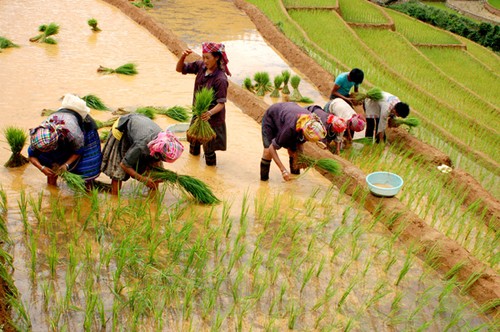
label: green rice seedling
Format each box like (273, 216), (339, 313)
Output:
(242, 77), (254, 92)
(253, 71), (273, 96)
(132, 0), (153, 8)
(297, 153), (342, 176)
(270, 74), (283, 98)
(0, 36), (19, 50)
(460, 270), (484, 295)
(87, 18), (101, 32)
(59, 170), (86, 193)
(445, 261), (465, 280)
(155, 105), (190, 122)
(17, 191), (29, 233)
(287, 300), (303, 329)
(186, 87), (216, 144)
(393, 116), (420, 132)
(150, 167), (219, 204)
(355, 87), (383, 102)
(81, 94), (108, 110)
(95, 118), (117, 129)
(395, 247), (414, 286)
(300, 264), (315, 293)
(7, 294), (31, 331)
(281, 70), (291, 95)
(338, 277), (358, 308)
(97, 63), (138, 75)
(29, 22), (59, 44)
(135, 106), (156, 119)
(298, 96), (314, 104)
(3, 126), (29, 167)
(290, 74), (303, 101)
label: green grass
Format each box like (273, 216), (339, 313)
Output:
(488, 0), (500, 9)
(338, 0), (390, 24)
(283, 0), (337, 7)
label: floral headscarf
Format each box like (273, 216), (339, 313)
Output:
(296, 114), (326, 142)
(147, 130), (184, 163)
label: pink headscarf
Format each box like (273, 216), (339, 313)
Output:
(202, 42), (231, 76)
(349, 114), (366, 132)
(327, 114), (347, 133)
(148, 130), (184, 163)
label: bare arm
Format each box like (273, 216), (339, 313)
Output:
(330, 84), (354, 105)
(29, 156), (56, 177)
(120, 162), (159, 189)
(201, 102), (225, 121)
(176, 49), (192, 73)
(268, 145), (290, 181)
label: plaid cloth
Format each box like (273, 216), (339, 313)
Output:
(202, 42), (231, 76)
(147, 130), (184, 163)
(29, 122), (59, 152)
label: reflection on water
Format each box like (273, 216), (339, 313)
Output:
(0, 0), (492, 330)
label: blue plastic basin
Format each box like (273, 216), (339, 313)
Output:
(366, 172), (404, 197)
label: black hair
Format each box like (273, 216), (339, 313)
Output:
(211, 51), (224, 71)
(394, 102), (410, 118)
(350, 68), (364, 84)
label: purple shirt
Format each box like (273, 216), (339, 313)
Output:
(182, 60), (228, 127)
(262, 102), (310, 151)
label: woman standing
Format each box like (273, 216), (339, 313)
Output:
(100, 113), (184, 195)
(176, 42), (230, 166)
(28, 93), (102, 189)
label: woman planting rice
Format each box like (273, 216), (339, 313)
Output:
(176, 42), (230, 166)
(363, 90), (410, 143)
(306, 104), (348, 155)
(321, 99), (366, 150)
(100, 113), (184, 195)
(28, 94), (102, 189)
(260, 102), (326, 181)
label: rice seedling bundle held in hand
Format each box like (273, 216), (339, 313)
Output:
(59, 171), (86, 193)
(29, 23), (59, 44)
(97, 63), (138, 76)
(150, 167), (219, 204)
(3, 126), (29, 168)
(355, 87), (383, 102)
(393, 116), (420, 128)
(270, 75), (284, 98)
(297, 153), (342, 176)
(186, 87), (216, 144)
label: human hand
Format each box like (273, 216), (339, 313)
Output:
(57, 163), (70, 174)
(281, 169), (291, 181)
(40, 165), (55, 176)
(201, 110), (212, 121)
(144, 177), (159, 190)
(182, 49), (193, 58)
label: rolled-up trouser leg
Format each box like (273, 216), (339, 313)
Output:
(205, 152), (216, 166)
(260, 158), (271, 181)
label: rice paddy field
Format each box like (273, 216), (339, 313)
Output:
(0, 0), (499, 331)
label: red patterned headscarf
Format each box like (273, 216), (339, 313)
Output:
(202, 42), (231, 76)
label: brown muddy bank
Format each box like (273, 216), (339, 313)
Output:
(36, 0), (500, 318)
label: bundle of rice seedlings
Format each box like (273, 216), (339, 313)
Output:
(81, 94), (108, 110)
(95, 118), (117, 129)
(155, 105), (190, 122)
(97, 63), (138, 76)
(135, 107), (156, 119)
(150, 167), (219, 204)
(132, 0), (153, 8)
(29, 23), (59, 44)
(41, 109), (56, 116)
(393, 116), (420, 133)
(59, 171), (86, 193)
(298, 96), (314, 104)
(281, 70), (291, 95)
(3, 126), (29, 168)
(186, 87), (216, 144)
(87, 18), (101, 32)
(99, 130), (110, 142)
(254, 72), (273, 96)
(297, 153), (342, 176)
(290, 75), (303, 101)
(242, 77), (254, 93)
(270, 75), (284, 98)
(355, 87), (383, 102)
(0, 36), (19, 51)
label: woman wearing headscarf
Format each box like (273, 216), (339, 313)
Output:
(324, 98), (366, 144)
(100, 113), (184, 195)
(28, 93), (102, 188)
(176, 41), (230, 166)
(306, 104), (347, 155)
(260, 102), (326, 181)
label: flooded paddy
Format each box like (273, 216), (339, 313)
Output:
(0, 0), (495, 330)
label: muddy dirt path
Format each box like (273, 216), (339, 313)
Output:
(100, 0), (499, 315)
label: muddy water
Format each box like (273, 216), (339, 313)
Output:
(0, 0), (490, 330)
